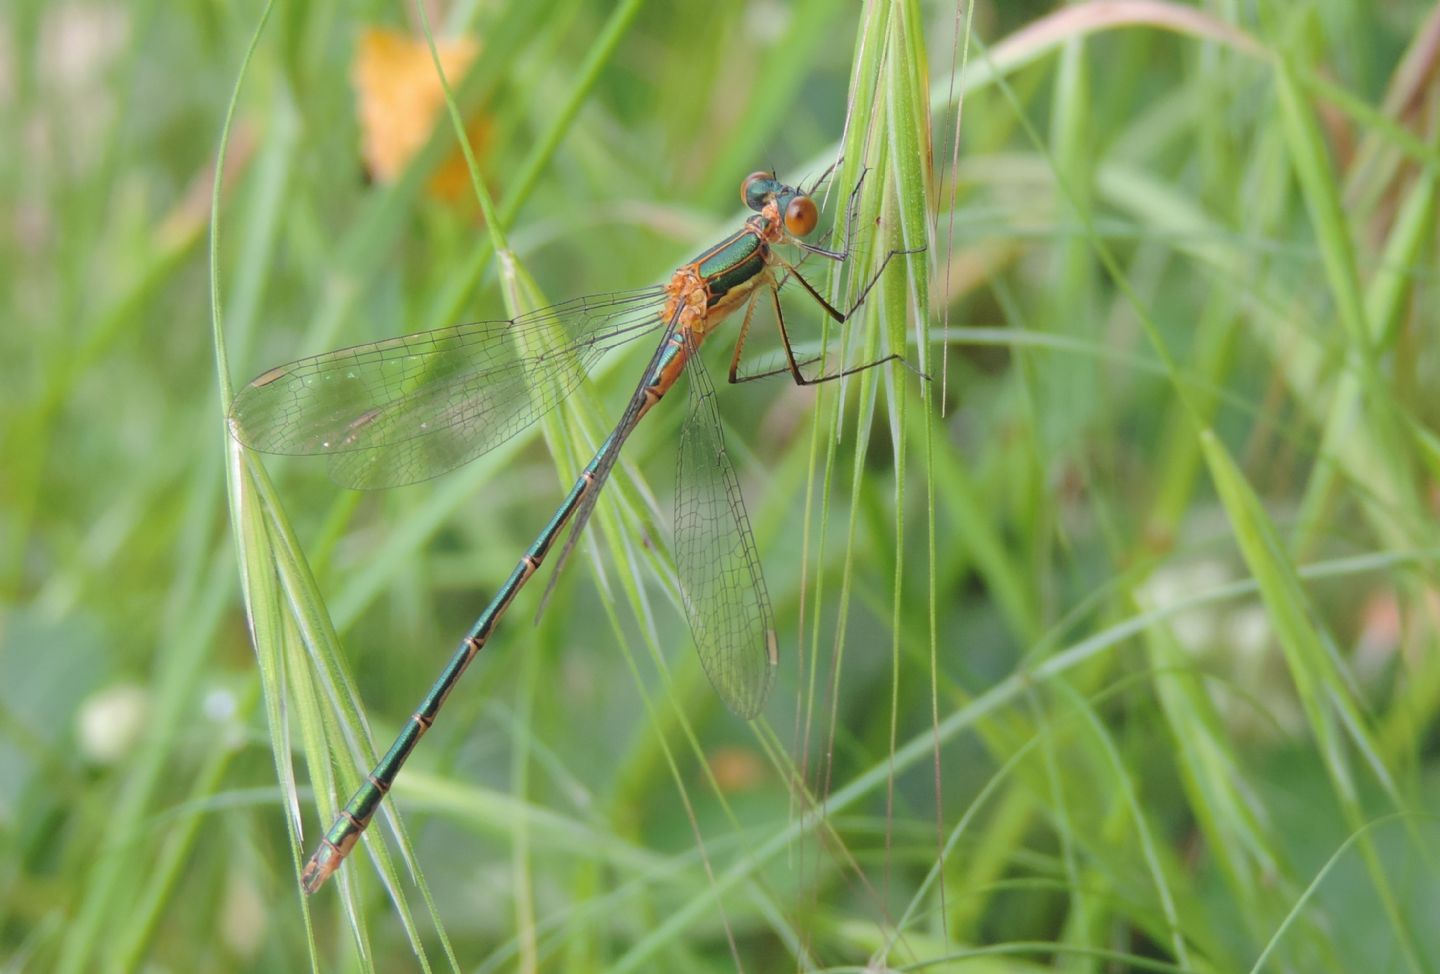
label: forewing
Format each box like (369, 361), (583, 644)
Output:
(228, 287), (666, 489)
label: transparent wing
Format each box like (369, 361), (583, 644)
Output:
(228, 286), (668, 489)
(534, 304), (683, 617)
(673, 345), (777, 719)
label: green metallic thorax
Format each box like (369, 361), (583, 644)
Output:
(693, 216), (773, 308)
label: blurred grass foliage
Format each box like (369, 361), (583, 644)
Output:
(4, 0), (1440, 971)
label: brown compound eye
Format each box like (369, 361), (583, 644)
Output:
(784, 195), (818, 237)
(741, 170), (775, 210)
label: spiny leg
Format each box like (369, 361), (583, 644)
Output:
(795, 168), (870, 263)
(758, 249), (928, 386)
(729, 355), (824, 385)
(801, 155), (845, 197)
(734, 168), (926, 386)
(727, 286), (764, 385)
(725, 280), (906, 387)
(726, 266), (834, 385)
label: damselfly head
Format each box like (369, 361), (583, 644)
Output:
(740, 171), (819, 239)
(741, 170), (781, 211)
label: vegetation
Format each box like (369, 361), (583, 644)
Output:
(3, 0), (1439, 970)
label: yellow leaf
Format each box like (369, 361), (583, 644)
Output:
(351, 25), (490, 201)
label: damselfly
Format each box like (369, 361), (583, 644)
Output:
(230, 170), (913, 893)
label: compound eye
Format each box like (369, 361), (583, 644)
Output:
(742, 170), (775, 211)
(784, 196), (818, 237)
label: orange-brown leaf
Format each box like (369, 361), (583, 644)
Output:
(351, 26), (489, 201)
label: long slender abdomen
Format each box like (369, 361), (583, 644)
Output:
(299, 435), (612, 893)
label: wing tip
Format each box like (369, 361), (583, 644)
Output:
(724, 631), (778, 721)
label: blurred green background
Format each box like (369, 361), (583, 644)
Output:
(5, 0), (1440, 971)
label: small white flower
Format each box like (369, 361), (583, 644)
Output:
(1137, 559), (1231, 654)
(203, 686), (237, 722)
(76, 683), (149, 765)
